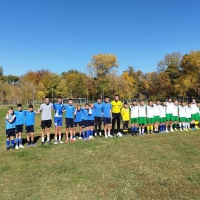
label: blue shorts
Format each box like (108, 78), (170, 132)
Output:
(81, 120), (89, 128)
(26, 125), (34, 133)
(88, 120), (94, 126)
(54, 117), (63, 127)
(66, 118), (74, 128)
(6, 128), (16, 138)
(15, 125), (23, 133)
(103, 117), (111, 125)
(73, 122), (82, 127)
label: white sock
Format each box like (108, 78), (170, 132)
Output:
(59, 136), (61, 140)
(55, 137), (57, 141)
(142, 128), (144, 133)
(42, 137), (44, 142)
(105, 132), (107, 136)
(179, 123), (182, 128)
(188, 122), (190, 128)
(139, 128), (141, 134)
(108, 132), (110, 135)
(47, 137), (50, 142)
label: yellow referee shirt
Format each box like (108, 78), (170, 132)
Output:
(121, 108), (130, 121)
(111, 100), (122, 113)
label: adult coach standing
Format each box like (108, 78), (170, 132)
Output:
(38, 96), (53, 145)
(111, 95), (122, 135)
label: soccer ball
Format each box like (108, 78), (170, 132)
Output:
(117, 132), (123, 137)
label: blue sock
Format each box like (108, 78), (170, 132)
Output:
(135, 127), (138, 132)
(131, 126), (134, 132)
(86, 130), (90, 138)
(15, 138), (19, 145)
(82, 131), (85, 139)
(163, 125), (166, 130)
(6, 140), (10, 148)
(19, 138), (22, 145)
(11, 140), (15, 147)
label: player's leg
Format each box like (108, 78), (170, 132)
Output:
(103, 118), (108, 138)
(69, 119), (75, 141)
(41, 120), (46, 145)
(94, 117), (98, 137)
(15, 127), (19, 149)
(65, 118), (70, 142)
(18, 125), (23, 148)
(98, 117), (102, 137)
(112, 113), (117, 133)
(79, 124), (83, 139)
(31, 131), (36, 146)
(6, 130), (11, 150)
(116, 113), (121, 133)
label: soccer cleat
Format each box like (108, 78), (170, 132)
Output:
(166, 129), (169, 133)
(170, 129), (174, 132)
(12, 146), (15, 149)
(59, 140), (63, 143)
(65, 139), (69, 143)
(15, 145), (19, 150)
(54, 141), (58, 145)
(99, 132), (102, 137)
(70, 139), (76, 142)
(6, 147), (10, 150)
(108, 134), (113, 138)
(78, 137), (82, 140)
(180, 128), (182, 131)
(105, 134), (108, 138)
(195, 126), (199, 130)
(41, 142), (45, 146)
(19, 144), (24, 149)
(31, 143), (36, 146)
(185, 128), (188, 131)
(175, 128), (178, 131)
(47, 141), (52, 145)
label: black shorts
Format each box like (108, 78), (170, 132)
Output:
(6, 128), (16, 138)
(73, 122), (82, 127)
(66, 118), (74, 128)
(81, 120), (89, 128)
(15, 125), (23, 133)
(26, 125), (34, 133)
(103, 117), (111, 125)
(88, 120), (94, 126)
(94, 116), (102, 123)
(41, 120), (52, 129)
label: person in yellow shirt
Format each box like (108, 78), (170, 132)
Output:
(111, 95), (122, 135)
(121, 102), (130, 135)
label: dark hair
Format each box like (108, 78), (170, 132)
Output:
(97, 97), (101, 100)
(28, 104), (33, 108)
(57, 96), (62, 99)
(8, 107), (13, 110)
(132, 99), (136, 102)
(181, 100), (184, 103)
(115, 94), (119, 97)
(45, 96), (50, 99)
(68, 98), (72, 101)
(148, 100), (152, 103)
(85, 103), (89, 106)
(156, 99), (160, 102)
(17, 104), (22, 107)
(140, 100), (144, 102)
(105, 96), (109, 99)
(124, 102), (128, 105)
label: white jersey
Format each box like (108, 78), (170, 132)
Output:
(190, 103), (197, 114)
(160, 106), (166, 118)
(178, 106), (186, 117)
(130, 105), (139, 118)
(166, 102), (174, 114)
(138, 105), (146, 117)
(173, 105), (178, 116)
(146, 106), (154, 118)
(185, 106), (191, 118)
(196, 106), (200, 114)
(153, 104), (161, 116)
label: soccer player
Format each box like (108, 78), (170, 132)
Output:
(166, 98), (174, 132)
(25, 105), (37, 146)
(14, 104), (26, 149)
(197, 101), (200, 129)
(88, 103), (95, 139)
(53, 96), (65, 144)
(190, 98), (197, 130)
(94, 97), (103, 137)
(38, 96), (53, 145)
(102, 96), (112, 138)
(153, 99), (161, 133)
(5, 107), (16, 150)
(111, 95), (122, 135)
(64, 99), (75, 142)
(159, 101), (167, 133)
(178, 101), (186, 131)
(130, 100), (139, 135)
(138, 100), (147, 135)
(73, 104), (83, 139)
(173, 100), (179, 131)
(146, 100), (154, 134)
(185, 102), (192, 130)
(121, 102), (130, 135)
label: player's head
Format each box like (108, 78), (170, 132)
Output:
(76, 104), (81, 110)
(105, 96), (109, 103)
(168, 97), (172, 103)
(181, 100), (185, 106)
(8, 107), (14, 115)
(132, 100), (136, 106)
(192, 98), (196, 103)
(148, 100), (153, 106)
(17, 103), (22, 111)
(156, 99), (160, 105)
(197, 101), (200, 107)
(68, 98), (73, 105)
(97, 97), (102, 104)
(162, 101), (166, 106)
(85, 103), (89, 109)
(174, 99), (178, 105)
(114, 95), (119, 101)
(28, 104), (33, 111)
(45, 96), (50, 105)
(90, 103), (94, 109)
(188, 102), (191, 107)
(124, 102), (128, 108)
(57, 96), (62, 104)
(140, 100), (144, 106)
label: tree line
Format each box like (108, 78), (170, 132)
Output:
(0, 50), (200, 104)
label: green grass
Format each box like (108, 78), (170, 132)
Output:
(0, 106), (200, 199)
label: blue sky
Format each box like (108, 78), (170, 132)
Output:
(0, 0), (199, 76)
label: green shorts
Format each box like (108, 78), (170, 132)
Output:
(191, 114), (196, 121)
(173, 116), (178, 122)
(159, 117), (166, 123)
(139, 117), (147, 125)
(147, 118), (154, 124)
(196, 113), (199, 121)
(166, 114), (174, 121)
(131, 118), (138, 124)
(185, 118), (191, 122)
(154, 116), (160, 123)
(179, 117), (186, 122)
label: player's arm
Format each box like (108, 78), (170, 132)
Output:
(6, 114), (16, 123)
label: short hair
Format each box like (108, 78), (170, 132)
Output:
(156, 99), (160, 102)
(57, 96), (62, 99)
(132, 99), (136, 102)
(105, 96), (109, 99)
(45, 96), (50, 99)
(28, 104), (33, 108)
(17, 104), (22, 107)
(115, 94), (119, 97)
(68, 98), (72, 101)
(188, 102), (191, 104)
(85, 103), (89, 106)
(8, 107), (13, 110)
(97, 97), (101, 100)
(124, 102), (128, 105)
(140, 100), (144, 102)
(148, 100), (152, 103)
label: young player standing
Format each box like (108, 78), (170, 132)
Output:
(53, 96), (65, 144)
(38, 96), (53, 145)
(73, 104), (83, 139)
(94, 97), (103, 137)
(130, 100), (139, 135)
(185, 102), (192, 130)
(173, 100), (179, 131)
(178, 101), (186, 131)
(102, 96), (113, 138)
(121, 102), (130, 135)
(146, 100), (154, 134)
(5, 107), (16, 150)
(190, 98), (197, 130)
(153, 99), (161, 133)
(138, 100), (147, 135)
(166, 98), (174, 132)
(159, 101), (167, 133)
(88, 103), (95, 139)
(14, 104), (26, 149)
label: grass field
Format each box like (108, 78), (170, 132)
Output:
(0, 106), (200, 199)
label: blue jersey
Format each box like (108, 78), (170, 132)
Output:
(74, 110), (82, 122)
(14, 110), (26, 125)
(6, 115), (16, 129)
(65, 104), (75, 118)
(53, 103), (64, 118)
(94, 102), (103, 117)
(102, 102), (112, 118)
(25, 111), (36, 126)
(81, 108), (89, 120)
(88, 108), (95, 120)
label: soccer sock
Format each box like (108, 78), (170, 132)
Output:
(188, 122), (190, 128)
(19, 138), (22, 145)
(131, 126), (134, 132)
(142, 128), (144, 133)
(108, 132), (110, 135)
(183, 122), (185, 129)
(15, 138), (19, 145)
(55, 137), (57, 141)
(11, 140), (15, 147)
(179, 123), (182, 129)
(42, 137), (44, 142)
(82, 131), (85, 139)
(59, 135), (61, 140)
(6, 140), (10, 148)
(151, 125), (153, 131)
(47, 137), (50, 142)
(139, 128), (141, 134)
(147, 126), (149, 132)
